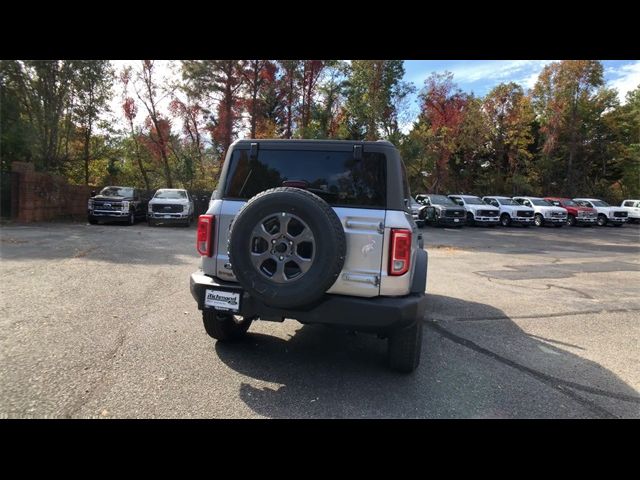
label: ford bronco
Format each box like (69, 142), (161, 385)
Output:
(189, 140), (428, 372)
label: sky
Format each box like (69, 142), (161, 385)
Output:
(107, 60), (640, 134)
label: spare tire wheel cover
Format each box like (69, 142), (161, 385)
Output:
(229, 187), (346, 309)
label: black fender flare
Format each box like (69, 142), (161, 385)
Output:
(411, 248), (428, 294)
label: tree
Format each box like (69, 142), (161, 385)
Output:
(343, 60), (414, 140)
(7, 61), (77, 172)
(72, 60), (114, 185)
(418, 72), (467, 193)
(120, 68), (151, 191)
(532, 60), (618, 196)
(277, 60), (302, 139)
(182, 60), (244, 159)
(241, 60), (276, 138)
(604, 85), (640, 199)
(307, 62), (348, 139)
(131, 61), (175, 187)
(0, 60), (37, 170)
(451, 95), (491, 194)
(298, 60), (327, 135)
(482, 82), (534, 194)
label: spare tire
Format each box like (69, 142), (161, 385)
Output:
(228, 187), (346, 309)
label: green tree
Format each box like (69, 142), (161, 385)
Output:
(72, 60), (114, 184)
(483, 82), (535, 194)
(343, 60), (414, 140)
(0, 60), (37, 170)
(532, 60), (618, 196)
(606, 85), (640, 199)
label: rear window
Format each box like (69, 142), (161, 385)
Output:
(223, 149), (387, 208)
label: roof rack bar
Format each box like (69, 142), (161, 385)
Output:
(250, 142), (258, 159)
(353, 144), (362, 160)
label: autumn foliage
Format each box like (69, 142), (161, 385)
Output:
(2, 59), (638, 201)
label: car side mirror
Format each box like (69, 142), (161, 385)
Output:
(91, 190), (96, 196)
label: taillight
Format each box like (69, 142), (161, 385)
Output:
(196, 214), (214, 256)
(388, 229), (411, 276)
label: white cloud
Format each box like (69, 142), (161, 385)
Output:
(409, 60), (554, 87)
(607, 61), (640, 103)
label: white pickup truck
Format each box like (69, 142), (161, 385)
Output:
(482, 196), (535, 227)
(512, 196), (567, 227)
(573, 198), (628, 227)
(447, 194), (500, 226)
(620, 199), (640, 224)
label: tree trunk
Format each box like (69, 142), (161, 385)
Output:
(83, 127), (91, 185)
(286, 67), (294, 138)
(129, 122), (150, 191)
(251, 64), (258, 138)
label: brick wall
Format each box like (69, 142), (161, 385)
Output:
(11, 162), (96, 223)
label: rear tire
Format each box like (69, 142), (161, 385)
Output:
(202, 311), (252, 341)
(388, 321), (423, 373)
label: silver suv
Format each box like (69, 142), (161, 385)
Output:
(190, 140), (428, 372)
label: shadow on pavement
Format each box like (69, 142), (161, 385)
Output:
(214, 294), (640, 418)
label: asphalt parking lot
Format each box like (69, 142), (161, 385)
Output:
(1, 220), (639, 418)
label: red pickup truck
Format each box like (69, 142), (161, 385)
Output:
(543, 197), (597, 226)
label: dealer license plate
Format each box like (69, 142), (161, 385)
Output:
(205, 289), (241, 313)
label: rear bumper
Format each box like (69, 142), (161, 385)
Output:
(190, 271), (428, 333)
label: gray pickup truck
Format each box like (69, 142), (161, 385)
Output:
(189, 139), (428, 372)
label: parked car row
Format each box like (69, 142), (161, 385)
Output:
(412, 194), (636, 228)
(87, 186), (196, 227)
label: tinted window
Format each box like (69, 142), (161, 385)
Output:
(623, 201), (634, 207)
(224, 149), (387, 208)
(498, 198), (518, 206)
